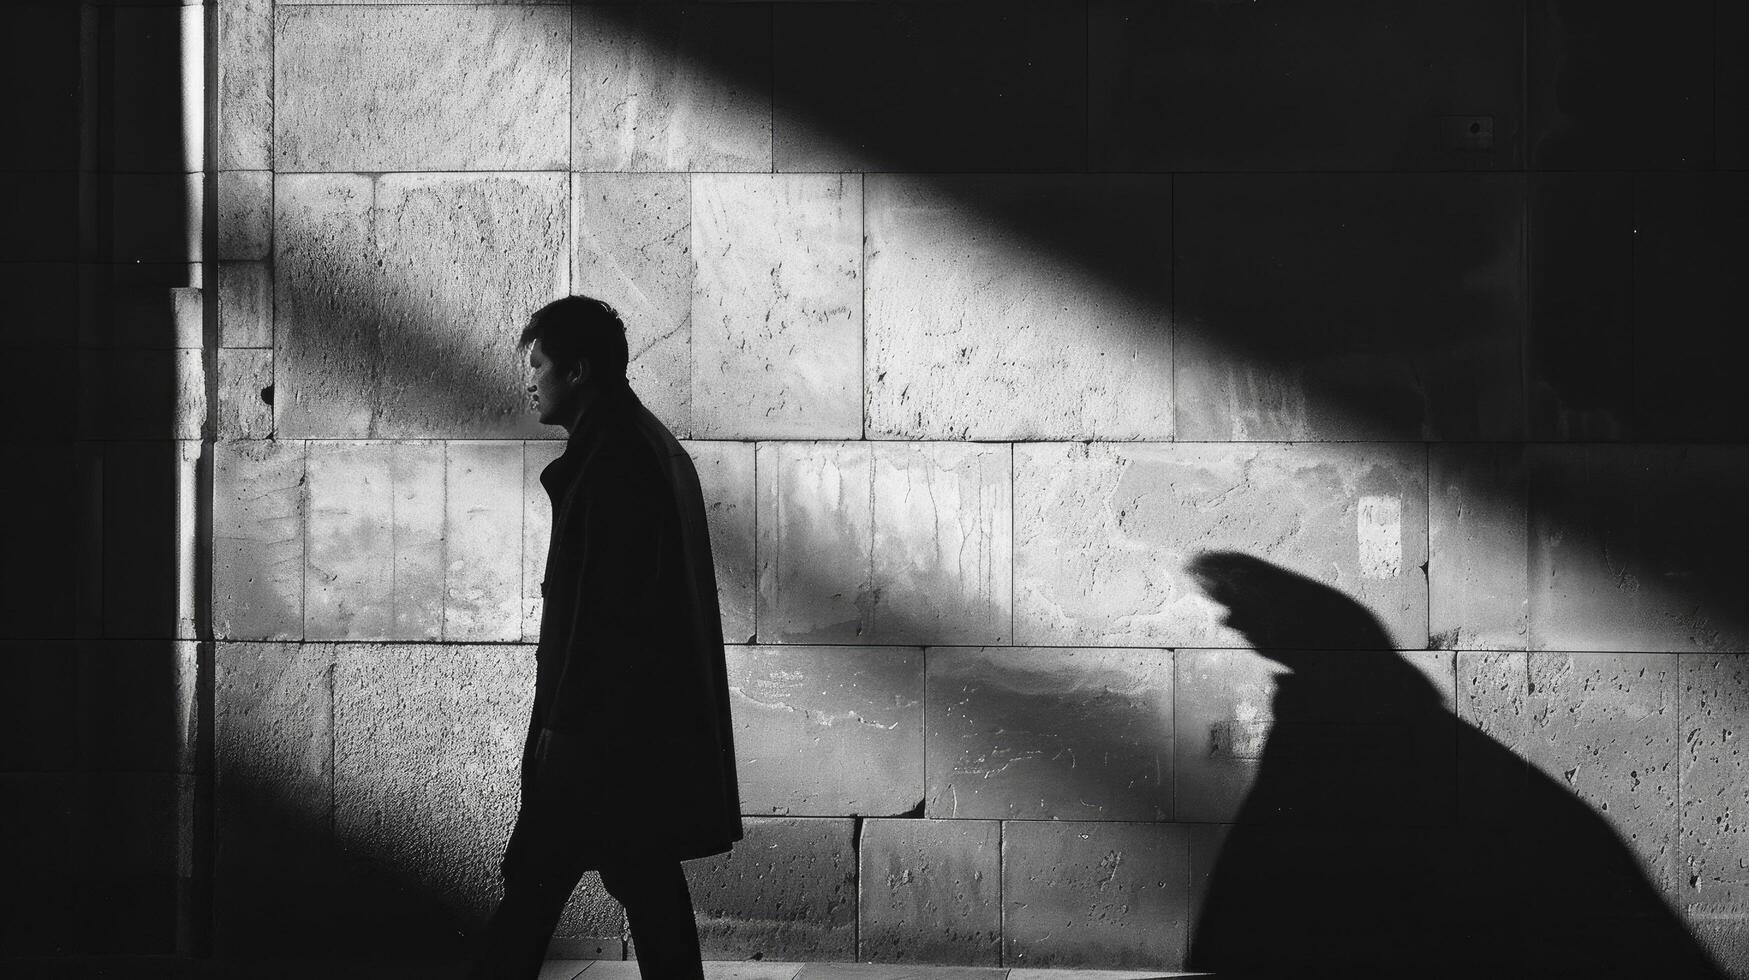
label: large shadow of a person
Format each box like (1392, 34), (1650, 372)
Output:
(1184, 552), (1723, 980)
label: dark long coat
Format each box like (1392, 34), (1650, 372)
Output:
(508, 383), (742, 875)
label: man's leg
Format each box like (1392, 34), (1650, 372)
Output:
(470, 799), (586, 980)
(599, 859), (704, 980)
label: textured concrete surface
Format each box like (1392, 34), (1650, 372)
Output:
(217, 261), (272, 349)
(331, 644), (530, 929)
(217, 0), (272, 172)
(1089, 0), (1523, 171)
(573, 5), (771, 173)
(305, 441), (444, 641)
(1458, 651), (1681, 901)
(1528, 0), (1714, 170)
(213, 441), (305, 641)
(1429, 445), (1528, 650)
(102, 442), (202, 639)
(75, 640), (198, 775)
(0, 445), (77, 639)
(926, 647), (1173, 822)
(686, 816), (857, 962)
(444, 442), (523, 642)
(217, 349), (274, 440)
(217, 171), (272, 261)
(105, 6), (203, 174)
(110, 174), (204, 265)
(726, 646), (924, 817)
(275, 5), (568, 172)
(1014, 442), (1428, 650)
(692, 174), (861, 440)
(858, 818), (1000, 965)
(214, 642), (332, 947)
(275, 172), (566, 439)
(863, 175), (1172, 441)
(573, 174), (692, 434)
(1682, 655), (1749, 928)
(79, 349), (206, 441)
(1526, 174), (1634, 439)
(1176, 649), (1455, 824)
(757, 442), (1011, 645)
(520, 441), (565, 643)
(772, 3), (1085, 172)
(1002, 820), (1191, 968)
(689, 441), (756, 646)
(1528, 445), (1749, 653)
(1174, 174), (1524, 441)
(1632, 175), (1749, 441)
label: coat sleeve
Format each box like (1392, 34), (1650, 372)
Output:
(542, 451), (668, 737)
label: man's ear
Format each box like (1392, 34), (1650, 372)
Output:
(566, 358), (591, 386)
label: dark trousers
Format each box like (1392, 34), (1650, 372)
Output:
(471, 856), (704, 980)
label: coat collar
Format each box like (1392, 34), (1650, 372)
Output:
(540, 382), (639, 499)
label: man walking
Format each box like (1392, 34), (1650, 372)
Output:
(473, 296), (743, 979)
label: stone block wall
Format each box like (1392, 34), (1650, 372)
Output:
(3, 2), (205, 961)
(195, 0), (1749, 973)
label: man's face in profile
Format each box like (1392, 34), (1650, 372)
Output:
(527, 339), (581, 427)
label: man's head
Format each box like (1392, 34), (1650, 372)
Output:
(519, 295), (629, 428)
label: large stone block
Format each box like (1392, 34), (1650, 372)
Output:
(1528, 445), (1749, 653)
(0, 444), (77, 639)
(78, 349), (206, 441)
(1632, 175), (1749, 440)
(110, 174), (203, 265)
(727, 646), (924, 816)
(332, 644), (532, 931)
(218, 171), (272, 261)
(1429, 445), (1528, 650)
(214, 641), (332, 949)
(863, 175), (1172, 440)
(0, 8), (80, 172)
(105, 6), (203, 174)
(1457, 651), (1681, 904)
(574, 174), (692, 434)
(101, 441), (200, 639)
(213, 440), (304, 641)
(305, 441), (444, 641)
(772, 2), (1085, 172)
(688, 441), (755, 645)
(1089, 0), (1522, 171)
(692, 174), (861, 439)
(76, 639), (198, 775)
(445, 441), (524, 642)
(1723, 2), (1749, 170)
(0, 641), (77, 770)
(0, 774), (76, 952)
(927, 647), (1172, 822)
(573, 5), (772, 173)
(1174, 174), (1524, 441)
(757, 442), (1011, 645)
(1526, 174), (1634, 439)
(1014, 442), (1429, 650)
(275, 172), (567, 439)
(685, 816), (857, 962)
(1002, 820), (1191, 969)
(1528, 0), (1713, 170)
(275, 5), (568, 171)
(217, 0), (272, 172)
(858, 818), (1000, 965)
(1177, 649), (1455, 825)
(0, 173), (78, 261)
(0, 263), (76, 350)
(1680, 655), (1749, 926)
(521, 440), (565, 643)
(217, 349), (274, 440)
(217, 260), (272, 349)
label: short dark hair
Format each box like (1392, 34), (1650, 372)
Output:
(519, 295), (629, 383)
